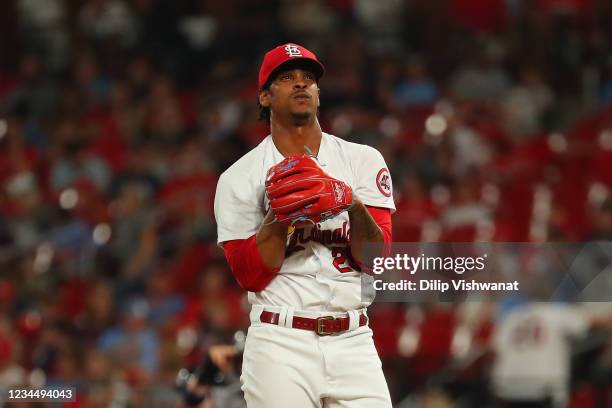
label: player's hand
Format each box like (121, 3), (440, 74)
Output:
(265, 155), (353, 225)
(208, 344), (239, 373)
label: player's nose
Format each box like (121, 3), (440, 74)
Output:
(293, 80), (307, 89)
(293, 72), (309, 88)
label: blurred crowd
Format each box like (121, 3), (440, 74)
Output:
(2, 0), (612, 406)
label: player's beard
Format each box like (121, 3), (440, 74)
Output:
(290, 110), (313, 126)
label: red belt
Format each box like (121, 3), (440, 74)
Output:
(259, 311), (368, 336)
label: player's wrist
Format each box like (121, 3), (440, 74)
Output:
(348, 197), (363, 214)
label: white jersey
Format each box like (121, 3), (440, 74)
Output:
(491, 303), (589, 406)
(214, 132), (395, 312)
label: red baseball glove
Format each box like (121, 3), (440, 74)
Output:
(265, 155), (353, 225)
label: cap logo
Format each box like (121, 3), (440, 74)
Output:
(284, 44), (302, 58)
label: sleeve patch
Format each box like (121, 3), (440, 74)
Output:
(376, 168), (392, 197)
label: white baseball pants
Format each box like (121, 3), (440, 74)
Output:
(240, 305), (392, 408)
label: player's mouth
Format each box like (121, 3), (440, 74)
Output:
(292, 91), (311, 101)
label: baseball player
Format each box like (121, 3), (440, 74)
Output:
(491, 301), (612, 408)
(214, 43), (395, 407)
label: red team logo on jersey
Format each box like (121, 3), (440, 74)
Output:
(376, 168), (392, 197)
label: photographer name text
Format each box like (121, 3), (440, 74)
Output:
(373, 279), (519, 292)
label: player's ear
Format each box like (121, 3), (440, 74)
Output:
(259, 90), (271, 108)
(317, 87), (320, 107)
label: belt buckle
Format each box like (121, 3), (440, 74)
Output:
(315, 316), (336, 336)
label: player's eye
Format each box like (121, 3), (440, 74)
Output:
(304, 73), (315, 81)
(280, 73), (293, 81)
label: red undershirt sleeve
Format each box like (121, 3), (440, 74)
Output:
(222, 235), (280, 292)
(365, 205), (392, 246)
(349, 206), (393, 272)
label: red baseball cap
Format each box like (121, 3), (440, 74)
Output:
(258, 43), (325, 89)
